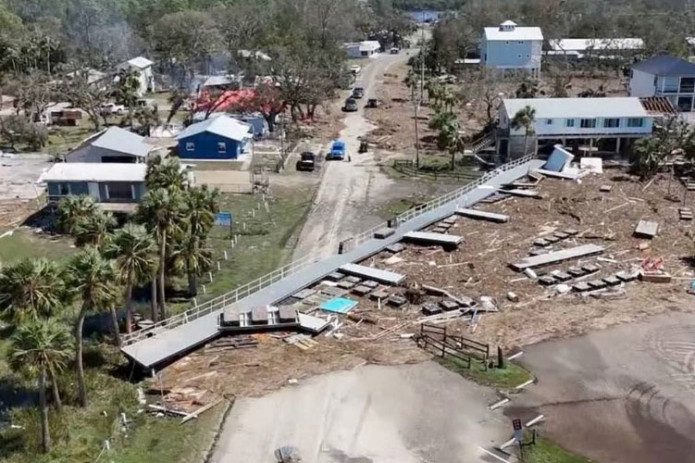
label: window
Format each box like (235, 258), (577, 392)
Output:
(580, 118), (597, 128)
(627, 118), (644, 127)
(518, 40), (524, 44)
(186, 142), (195, 151)
(58, 183), (70, 196)
(566, 119), (575, 127)
(217, 142), (227, 153)
(678, 96), (693, 112)
(505, 41), (510, 45)
(603, 118), (620, 128)
(517, 54), (522, 59)
(680, 77), (695, 93)
(546, 119), (553, 125)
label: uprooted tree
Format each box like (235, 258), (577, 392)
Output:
(632, 117), (695, 179)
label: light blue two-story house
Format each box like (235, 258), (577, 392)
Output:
(629, 54), (695, 113)
(481, 20), (543, 78)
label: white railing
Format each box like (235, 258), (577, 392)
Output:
(122, 153), (536, 346)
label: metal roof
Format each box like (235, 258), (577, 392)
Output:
(632, 54), (695, 76)
(90, 127), (152, 158)
(484, 24), (543, 41)
(502, 97), (649, 119)
(549, 38), (644, 52)
(39, 163), (147, 183)
(121, 56), (154, 69)
(176, 114), (252, 142)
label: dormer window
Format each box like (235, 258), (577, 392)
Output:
(499, 20), (517, 32)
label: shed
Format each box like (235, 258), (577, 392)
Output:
(176, 114), (253, 160)
(65, 127), (152, 163)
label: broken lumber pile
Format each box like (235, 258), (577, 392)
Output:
(204, 335), (258, 353)
(422, 284), (474, 308)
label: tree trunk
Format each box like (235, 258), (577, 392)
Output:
(158, 233), (167, 320)
(74, 308), (88, 407)
(48, 367), (62, 411)
(110, 306), (121, 347)
(524, 133), (529, 157)
(125, 284), (134, 334)
(150, 276), (158, 322)
(450, 149), (456, 171)
(39, 364), (51, 452)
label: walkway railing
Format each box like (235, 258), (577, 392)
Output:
(121, 153), (536, 346)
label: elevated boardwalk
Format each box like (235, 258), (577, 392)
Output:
(121, 156), (543, 369)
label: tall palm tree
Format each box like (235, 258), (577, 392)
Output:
(73, 210), (117, 248)
(9, 320), (72, 452)
(145, 155), (187, 192)
(67, 248), (121, 407)
(56, 195), (98, 235)
(511, 106), (536, 156)
(138, 189), (185, 319)
(170, 233), (214, 297)
(0, 258), (68, 324)
(106, 224), (159, 332)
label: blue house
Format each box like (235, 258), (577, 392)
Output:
(481, 20), (543, 78)
(176, 114), (253, 160)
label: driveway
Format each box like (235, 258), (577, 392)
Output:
(511, 312), (695, 463)
(210, 362), (509, 463)
(293, 50), (415, 260)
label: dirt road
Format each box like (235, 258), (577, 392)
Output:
(511, 313), (695, 463)
(210, 362), (509, 463)
(293, 50), (415, 260)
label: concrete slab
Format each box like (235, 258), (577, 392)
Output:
(634, 220), (659, 239)
(455, 208), (509, 223)
(510, 244), (605, 271)
(404, 231), (463, 247)
(340, 263), (405, 285)
(374, 228), (396, 239)
(386, 243), (405, 253)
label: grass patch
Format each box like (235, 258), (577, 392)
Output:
(376, 196), (425, 220)
(190, 161), (244, 171)
(166, 187), (315, 313)
(45, 126), (97, 156)
(523, 435), (596, 463)
(0, 342), (226, 463)
(437, 355), (533, 389)
(0, 228), (75, 264)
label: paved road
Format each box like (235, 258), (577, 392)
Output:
(511, 312), (695, 463)
(293, 50), (415, 260)
(211, 362), (510, 463)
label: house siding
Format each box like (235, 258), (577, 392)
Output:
(177, 132), (247, 160)
(629, 69), (656, 97)
(482, 39), (542, 71)
(47, 180), (145, 202)
(65, 145), (142, 163)
(629, 68), (695, 112)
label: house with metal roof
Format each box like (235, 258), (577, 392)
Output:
(176, 114), (253, 160)
(629, 54), (695, 112)
(482, 20), (543, 77)
(343, 41), (381, 59)
(496, 97), (654, 158)
(65, 127), (152, 163)
(39, 163), (147, 211)
(547, 38), (644, 61)
(116, 56), (155, 96)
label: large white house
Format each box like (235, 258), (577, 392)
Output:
(496, 97), (654, 157)
(343, 41), (381, 59)
(629, 54), (695, 112)
(116, 56), (155, 97)
(547, 38), (644, 61)
(481, 20), (543, 77)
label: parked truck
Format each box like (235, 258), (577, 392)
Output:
(327, 139), (346, 160)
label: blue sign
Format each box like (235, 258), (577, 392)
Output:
(215, 212), (233, 227)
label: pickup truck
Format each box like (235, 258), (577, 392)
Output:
(327, 140), (346, 160)
(100, 103), (126, 115)
(296, 151), (316, 171)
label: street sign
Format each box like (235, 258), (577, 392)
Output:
(512, 418), (523, 442)
(215, 211), (233, 227)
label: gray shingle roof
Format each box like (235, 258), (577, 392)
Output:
(92, 127), (151, 157)
(632, 54), (695, 76)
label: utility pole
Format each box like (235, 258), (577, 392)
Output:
(419, 26), (425, 103)
(413, 98), (421, 169)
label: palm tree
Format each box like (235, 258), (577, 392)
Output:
(9, 320), (72, 452)
(106, 224), (159, 332)
(73, 210), (117, 248)
(138, 189), (185, 319)
(511, 106), (536, 156)
(56, 195), (98, 235)
(0, 258), (68, 324)
(170, 232), (214, 297)
(145, 155), (187, 192)
(67, 248), (121, 407)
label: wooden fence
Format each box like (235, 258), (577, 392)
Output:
(415, 323), (490, 369)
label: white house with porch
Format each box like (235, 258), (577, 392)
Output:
(496, 97), (654, 158)
(343, 41), (381, 59)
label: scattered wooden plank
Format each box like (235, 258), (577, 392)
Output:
(181, 398), (225, 424)
(339, 263), (405, 285)
(403, 231), (463, 246)
(504, 188), (542, 199)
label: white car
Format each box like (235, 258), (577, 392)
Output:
(349, 64), (362, 75)
(100, 103), (125, 115)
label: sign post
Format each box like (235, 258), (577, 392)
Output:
(512, 418), (523, 460)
